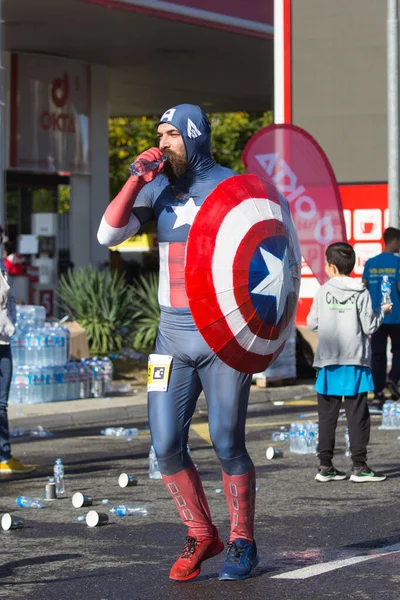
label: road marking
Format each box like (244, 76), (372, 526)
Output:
(284, 399), (317, 406)
(271, 543), (400, 579)
(190, 423), (212, 444)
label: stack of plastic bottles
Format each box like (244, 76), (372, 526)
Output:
(379, 400), (400, 430)
(289, 422), (319, 454)
(8, 306), (114, 405)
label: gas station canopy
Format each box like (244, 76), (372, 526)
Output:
(4, 0), (274, 115)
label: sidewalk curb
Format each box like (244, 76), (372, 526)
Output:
(8, 382), (317, 432)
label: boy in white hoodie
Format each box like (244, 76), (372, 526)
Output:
(307, 242), (391, 483)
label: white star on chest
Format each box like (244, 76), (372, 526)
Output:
(251, 246), (296, 322)
(172, 197), (200, 229)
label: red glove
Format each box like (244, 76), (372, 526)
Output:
(104, 147), (165, 228)
(132, 147), (165, 183)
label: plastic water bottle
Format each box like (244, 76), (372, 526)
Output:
(100, 427), (139, 437)
(13, 366), (30, 414)
(297, 427), (307, 454)
(344, 428), (351, 456)
(271, 431), (289, 442)
(109, 504), (148, 517)
(307, 430), (316, 454)
(123, 428), (139, 437)
(289, 423), (298, 453)
(11, 330), (26, 366)
(25, 330), (36, 366)
(54, 458), (65, 495)
(101, 427), (123, 436)
(15, 496), (45, 509)
(43, 326), (56, 366)
(91, 359), (105, 398)
(149, 445), (162, 479)
(41, 366), (53, 403)
(381, 400), (396, 429)
(395, 401), (400, 428)
(71, 362), (81, 400)
(129, 155), (166, 177)
(381, 275), (392, 305)
(102, 357), (114, 393)
(79, 361), (91, 399)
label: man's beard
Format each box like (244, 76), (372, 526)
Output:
(163, 150), (189, 180)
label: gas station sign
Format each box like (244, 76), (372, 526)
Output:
(10, 53), (90, 174)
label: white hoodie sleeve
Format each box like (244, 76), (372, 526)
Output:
(307, 288), (320, 332)
(357, 288), (384, 335)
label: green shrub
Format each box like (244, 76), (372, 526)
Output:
(131, 273), (160, 351)
(56, 266), (137, 354)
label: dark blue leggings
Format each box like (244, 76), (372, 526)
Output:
(148, 311), (254, 476)
(0, 345), (13, 461)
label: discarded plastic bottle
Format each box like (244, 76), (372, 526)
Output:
(109, 504), (148, 517)
(30, 425), (54, 438)
(129, 155), (166, 177)
(149, 445), (162, 479)
(101, 427), (139, 437)
(54, 458), (65, 495)
(344, 429), (351, 457)
(15, 496), (45, 509)
(271, 431), (289, 442)
(10, 428), (25, 438)
(381, 275), (392, 305)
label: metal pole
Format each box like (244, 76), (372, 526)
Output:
(388, 0), (399, 228)
(0, 0), (5, 229)
(274, 0), (285, 124)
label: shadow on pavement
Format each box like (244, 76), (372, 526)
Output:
(0, 553), (82, 580)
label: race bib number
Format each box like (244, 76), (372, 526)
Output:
(147, 354), (173, 392)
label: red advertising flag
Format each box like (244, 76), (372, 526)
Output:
(242, 124), (346, 284)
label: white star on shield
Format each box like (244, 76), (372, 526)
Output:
(251, 246), (296, 322)
(172, 197), (200, 229)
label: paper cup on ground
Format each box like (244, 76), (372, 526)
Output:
(72, 492), (93, 508)
(266, 447), (284, 460)
(1, 513), (24, 531)
(45, 482), (57, 501)
(118, 473), (138, 488)
(86, 510), (108, 527)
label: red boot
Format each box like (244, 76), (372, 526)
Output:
(162, 467), (223, 580)
(222, 469), (256, 543)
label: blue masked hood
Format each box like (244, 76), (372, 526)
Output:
(158, 104), (215, 177)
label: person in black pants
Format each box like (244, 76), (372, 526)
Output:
(362, 228), (400, 405)
(307, 242), (391, 483)
(0, 225), (35, 474)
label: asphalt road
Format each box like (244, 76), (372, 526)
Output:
(1, 395), (399, 600)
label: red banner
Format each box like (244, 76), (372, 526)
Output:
(242, 124), (347, 284)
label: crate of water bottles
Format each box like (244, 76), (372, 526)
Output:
(8, 305), (114, 404)
(8, 356), (114, 405)
(289, 422), (319, 454)
(12, 305), (70, 366)
(379, 400), (400, 430)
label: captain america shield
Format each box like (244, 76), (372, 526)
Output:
(185, 174), (301, 374)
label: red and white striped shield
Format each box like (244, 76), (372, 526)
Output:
(185, 174), (301, 374)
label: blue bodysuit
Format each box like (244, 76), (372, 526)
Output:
(132, 105), (253, 476)
(98, 103), (257, 551)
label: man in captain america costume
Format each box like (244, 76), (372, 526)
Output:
(98, 104), (265, 581)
